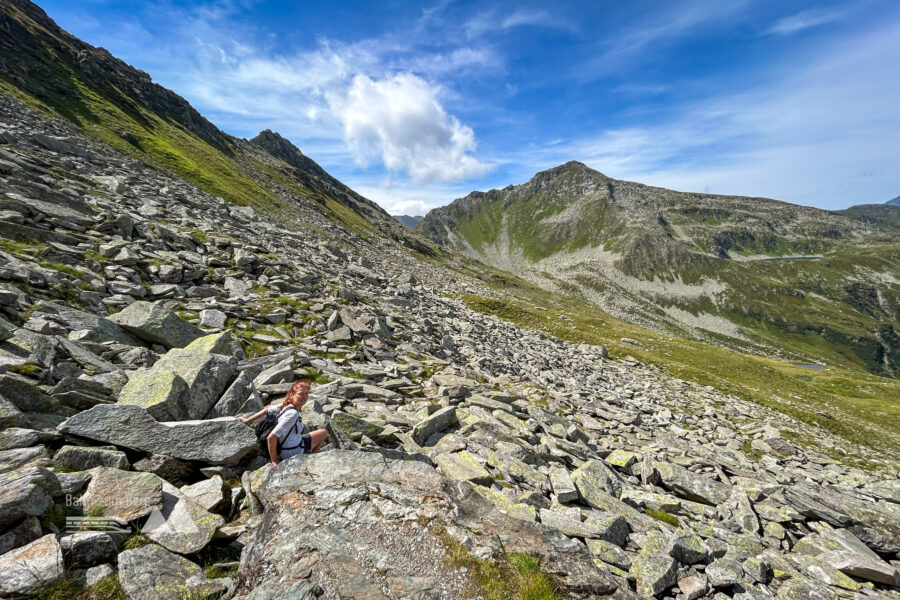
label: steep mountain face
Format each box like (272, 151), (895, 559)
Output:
(418, 162), (899, 377)
(394, 214), (424, 228)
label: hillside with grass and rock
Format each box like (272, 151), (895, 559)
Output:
(0, 1), (899, 600)
(417, 162), (899, 379)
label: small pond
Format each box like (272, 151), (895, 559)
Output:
(794, 363), (826, 370)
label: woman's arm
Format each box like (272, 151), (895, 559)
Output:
(241, 407), (268, 424)
(267, 432), (280, 465)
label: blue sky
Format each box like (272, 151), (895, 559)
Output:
(38, 0), (900, 213)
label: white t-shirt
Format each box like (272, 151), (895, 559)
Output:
(267, 406), (306, 459)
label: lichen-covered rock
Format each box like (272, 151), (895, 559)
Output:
(117, 368), (191, 421)
(572, 458), (624, 500)
(653, 461), (731, 506)
(54, 444), (129, 471)
(118, 543), (229, 600)
(143, 481), (224, 554)
(411, 405), (457, 445)
(433, 450), (493, 484)
(109, 301), (203, 348)
(118, 334), (239, 421)
(79, 467), (163, 521)
(236, 450), (616, 599)
(58, 404), (257, 465)
(631, 531), (678, 598)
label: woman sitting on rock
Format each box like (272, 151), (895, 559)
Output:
(241, 379), (329, 465)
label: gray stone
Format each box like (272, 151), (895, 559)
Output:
(632, 531), (679, 598)
(0, 445), (50, 473)
(143, 481), (224, 554)
(179, 475), (225, 512)
(118, 333), (239, 421)
(54, 445), (130, 471)
(205, 370), (264, 418)
(653, 461), (732, 506)
(670, 533), (711, 565)
(0, 534), (64, 597)
(0, 466), (60, 530)
(0, 315), (14, 342)
(59, 404), (257, 465)
(571, 458), (624, 500)
(434, 451), (492, 485)
(109, 301), (203, 348)
(118, 543), (228, 600)
(706, 558), (744, 587)
(85, 563), (115, 586)
(678, 574), (708, 600)
(79, 467), (164, 521)
(241, 450), (616, 598)
(586, 538), (632, 570)
(411, 405), (457, 445)
(60, 531), (120, 567)
(549, 464), (579, 503)
(199, 308), (227, 328)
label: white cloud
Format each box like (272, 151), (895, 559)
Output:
(328, 73), (492, 183)
(764, 8), (847, 36)
(465, 8), (574, 39)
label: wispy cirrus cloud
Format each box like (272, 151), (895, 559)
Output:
(513, 13), (900, 209)
(763, 7), (848, 36)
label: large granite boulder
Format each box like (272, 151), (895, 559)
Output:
(118, 332), (239, 420)
(109, 301), (203, 349)
(235, 450), (616, 599)
(58, 404), (257, 466)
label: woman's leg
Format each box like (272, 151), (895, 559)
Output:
(309, 428), (329, 453)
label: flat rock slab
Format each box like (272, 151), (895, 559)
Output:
(58, 404), (257, 466)
(653, 461), (731, 506)
(0, 534), (64, 597)
(109, 300), (203, 349)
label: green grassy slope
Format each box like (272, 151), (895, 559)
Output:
(445, 256), (900, 465)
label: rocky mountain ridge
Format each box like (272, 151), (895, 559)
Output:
(417, 162), (899, 378)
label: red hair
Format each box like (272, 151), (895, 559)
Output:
(279, 379), (311, 409)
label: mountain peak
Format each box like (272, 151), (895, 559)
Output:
(887, 195), (900, 206)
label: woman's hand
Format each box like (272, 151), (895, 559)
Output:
(240, 416), (249, 424)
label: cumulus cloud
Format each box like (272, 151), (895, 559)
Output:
(328, 73), (492, 183)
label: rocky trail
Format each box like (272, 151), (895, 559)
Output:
(1, 91), (899, 600)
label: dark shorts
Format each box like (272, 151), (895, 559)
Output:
(280, 433), (312, 459)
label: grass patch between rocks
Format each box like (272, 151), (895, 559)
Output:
(439, 531), (560, 600)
